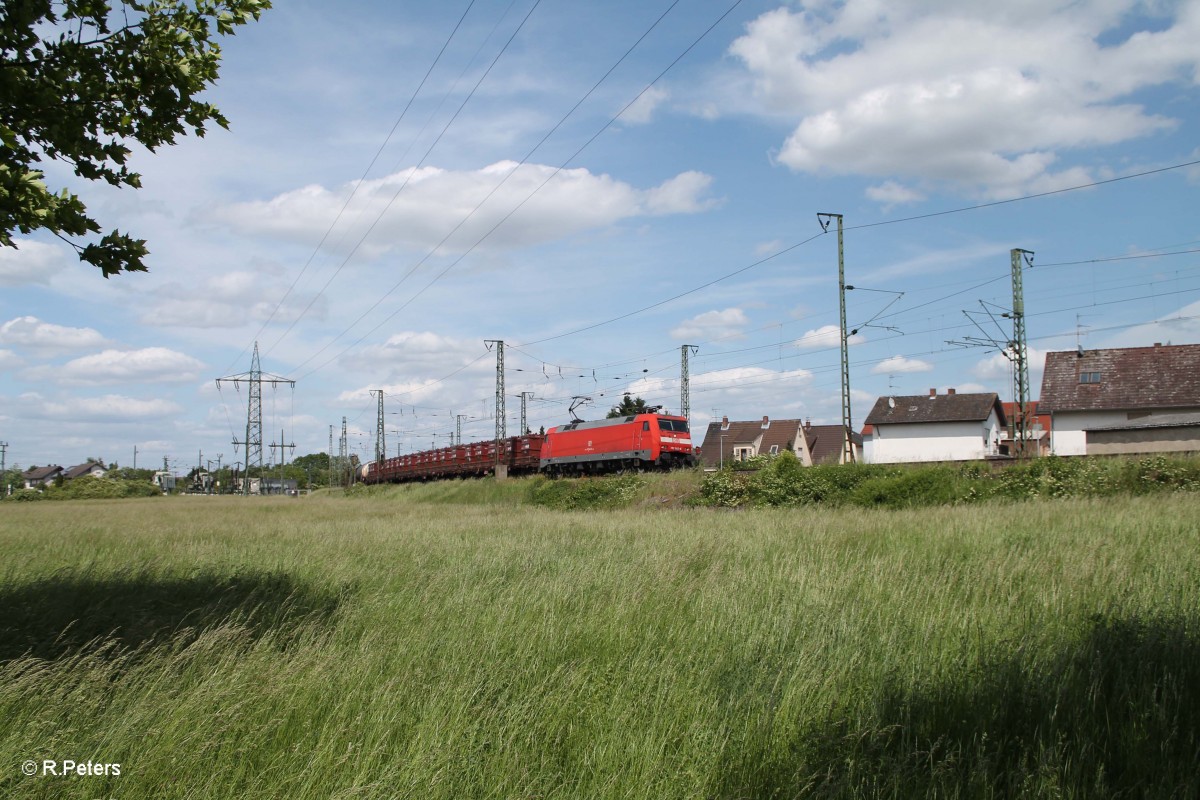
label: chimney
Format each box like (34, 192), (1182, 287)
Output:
(761, 415), (770, 429)
(948, 387), (956, 395)
(929, 388), (937, 397)
(804, 417), (811, 430)
(1154, 342), (1162, 348)
(721, 416), (729, 431)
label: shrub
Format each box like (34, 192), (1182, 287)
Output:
(527, 474), (644, 510)
(848, 465), (985, 509)
(4, 488), (46, 502)
(40, 476), (163, 501)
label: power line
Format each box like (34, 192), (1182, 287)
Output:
(279, 0), (546, 369)
(290, 1), (746, 379)
(518, 158), (1200, 347)
(223, 1), (482, 374)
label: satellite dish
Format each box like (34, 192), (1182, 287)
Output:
(888, 397), (895, 408)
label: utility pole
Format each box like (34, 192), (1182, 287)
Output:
(1009, 248), (1034, 457)
(328, 425), (335, 489)
(680, 345), (698, 424)
(339, 416), (348, 486)
(1, 441), (7, 495)
(457, 413), (467, 446)
(485, 340), (506, 476)
(371, 389), (386, 463)
(268, 428), (295, 494)
(518, 392), (533, 435)
(945, 248), (1035, 459)
(132, 444), (137, 470)
(216, 342), (295, 495)
(818, 213), (855, 463)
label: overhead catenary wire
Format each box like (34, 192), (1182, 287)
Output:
(516, 159), (1200, 347)
(279, 0), (546, 370)
(291, 0), (747, 380)
(338, 242), (1198, 434)
(222, 0), (483, 375)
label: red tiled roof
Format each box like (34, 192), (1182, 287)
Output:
(864, 393), (1005, 426)
(1000, 401), (1051, 433)
(1038, 343), (1200, 413)
(802, 424), (862, 465)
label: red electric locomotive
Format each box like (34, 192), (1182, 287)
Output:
(359, 413), (695, 484)
(538, 412), (695, 476)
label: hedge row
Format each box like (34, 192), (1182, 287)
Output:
(697, 451), (1200, 509)
(2, 475), (163, 502)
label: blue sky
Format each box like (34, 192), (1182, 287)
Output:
(3, 0), (1200, 472)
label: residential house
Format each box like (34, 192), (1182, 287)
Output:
(1039, 343), (1200, 455)
(62, 460), (107, 480)
(999, 401), (1052, 457)
(800, 421), (863, 465)
(698, 417), (813, 470)
(22, 465), (63, 488)
(863, 389), (1007, 463)
(697, 416), (862, 469)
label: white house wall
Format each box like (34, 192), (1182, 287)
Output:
(1050, 410), (1127, 455)
(1052, 407), (1200, 455)
(868, 415), (1001, 463)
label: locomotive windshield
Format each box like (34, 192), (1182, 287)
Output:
(657, 418), (689, 433)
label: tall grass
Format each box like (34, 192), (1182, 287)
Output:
(2, 493), (1198, 798)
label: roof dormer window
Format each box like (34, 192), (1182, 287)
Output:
(1079, 371), (1101, 384)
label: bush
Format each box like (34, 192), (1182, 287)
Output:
(848, 465), (986, 509)
(40, 475), (162, 501)
(527, 474), (644, 510)
(4, 488), (46, 502)
(695, 454), (1200, 511)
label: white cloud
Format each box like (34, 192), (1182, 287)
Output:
(670, 308), (748, 341)
(755, 239), (785, 257)
(971, 346), (1048, 380)
(0, 240), (70, 287)
(1097, 299), (1200, 348)
(0, 349), (23, 372)
(795, 324), (865, 349)
(140, 269), (328, 329)
(730, 2), (1199, 196)
(211, 161), (717, 255)
(17, 392), (183, 422)
(866, 180), (925, 209)
(642, 171), (720, 215)
(621, 365), (817, 421)
(341, 330), (488, 378)
(0, 316), (107, 355)
(620, 85), (669, 124)
(871, 355), (933, 374)
(27, 348), (207, 387)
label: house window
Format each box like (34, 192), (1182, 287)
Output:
(733, 447), (754, 461)
(769, 444), (780, 455)
(1079, 371), (1101, 384)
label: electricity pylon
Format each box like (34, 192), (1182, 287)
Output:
(216, 342), (295, 494)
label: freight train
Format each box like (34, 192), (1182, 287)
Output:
(359, 412), (696, 484)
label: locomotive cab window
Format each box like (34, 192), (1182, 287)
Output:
(643, 421), (650, 431)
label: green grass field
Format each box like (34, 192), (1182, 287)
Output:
(2, 488), (1198, 798)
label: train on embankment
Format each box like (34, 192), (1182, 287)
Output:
(359, 412), (696, 484)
